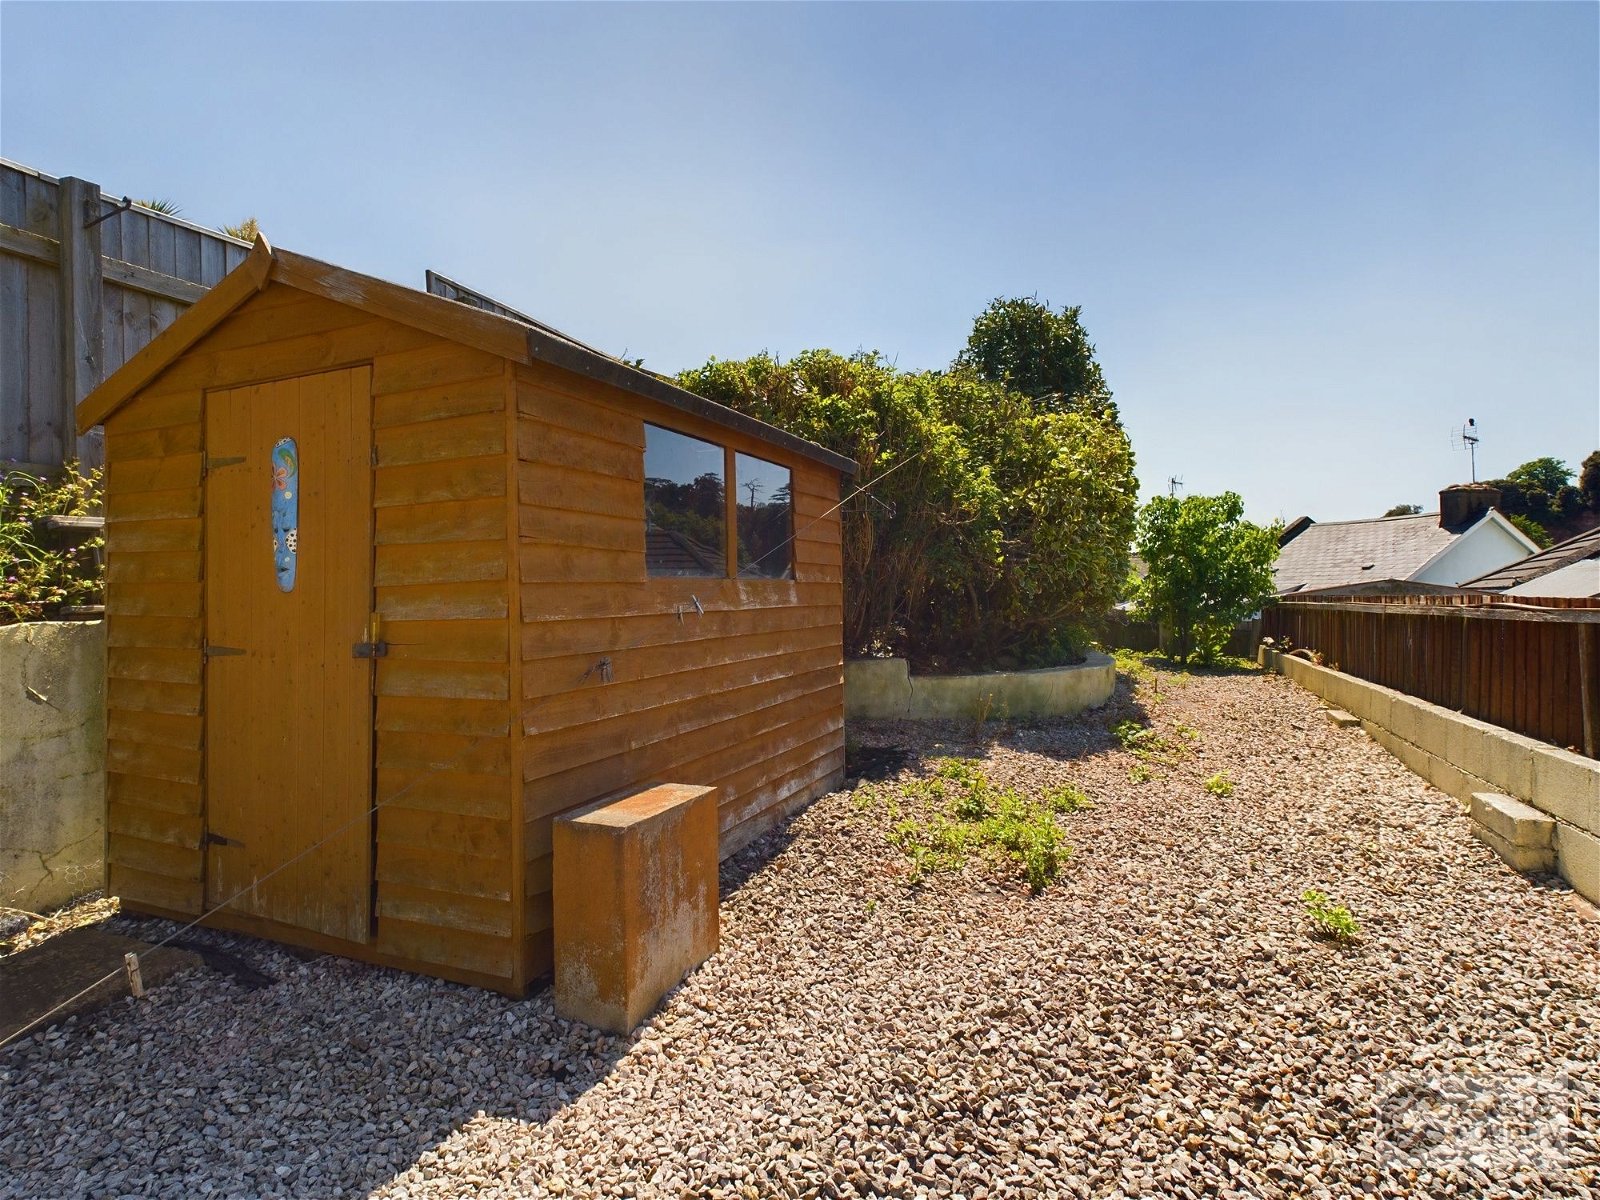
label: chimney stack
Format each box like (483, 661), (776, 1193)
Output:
(1439, 483), (1501, 530)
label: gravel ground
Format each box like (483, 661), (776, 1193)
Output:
(3, 663), (1597, 1199)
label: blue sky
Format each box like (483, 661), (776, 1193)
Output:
(3, 2), (1595, 522)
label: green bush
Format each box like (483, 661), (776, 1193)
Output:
(677, 338), (1137, 670)
(1, 464), (104, 624)
(1132, 492), (1279, 664)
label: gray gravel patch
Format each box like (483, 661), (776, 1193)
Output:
(3, 664), (1597, 1198)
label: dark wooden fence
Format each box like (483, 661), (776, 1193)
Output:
(1263, 594), (1600, 759)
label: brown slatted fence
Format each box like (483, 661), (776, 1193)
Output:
(1263, 594), (1600, 759)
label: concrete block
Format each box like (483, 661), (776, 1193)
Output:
(1445, 716), (1536, 800)
(1324, 709), (1361, 729)
(1555, 825), (1600, 906)
(1474, 825), (1557, 875)
(1340, 675), (1392, 730)
(1426, 755), (1492, 806)
(1469, 792), (1555, 850)
(553, 784), (719, 1033)
(1387, 694), (1451, 756)
(1367, 723), (1435, 785)
(1531, 746), (1600, 838)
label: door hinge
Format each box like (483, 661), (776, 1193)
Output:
(353, 641), (389, 659)
(203, 643), (246, 657)
(204, 830), (243, 848)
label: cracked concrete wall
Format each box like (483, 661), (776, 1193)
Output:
(1, 621), (105, 912)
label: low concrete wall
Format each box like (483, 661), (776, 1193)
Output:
(0, 621), (106, 912)
(1261, 647), (1599, 904)
(845, 653), (1116, 721)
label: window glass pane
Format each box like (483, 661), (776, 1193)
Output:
(644, 424), (726, 577)
(735, 452), (793, 579)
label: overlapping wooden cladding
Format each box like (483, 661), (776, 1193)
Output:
(102, 283), (522, 988)
(514, 361), (846, 978)
(96, 268), (848, 995)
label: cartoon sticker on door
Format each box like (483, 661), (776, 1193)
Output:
(271, 437), (298, 592)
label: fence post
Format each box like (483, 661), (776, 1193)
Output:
(1581, 623), (1598, 760)
(56, 177), (105, 468)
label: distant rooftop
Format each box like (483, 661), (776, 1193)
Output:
(1465, 525), (1600, 596)
(1273, 511), (1461, 594)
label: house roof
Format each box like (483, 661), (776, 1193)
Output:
(76, 236), (858, 477)
(1273, 511), (1468, 594)
(1465, 525), (1600, 595)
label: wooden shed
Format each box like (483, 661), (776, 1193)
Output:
(77, 237), (854, 994)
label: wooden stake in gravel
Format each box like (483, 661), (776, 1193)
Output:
(123, 952), (144, 999)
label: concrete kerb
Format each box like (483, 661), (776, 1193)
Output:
(844, 653), (1116, 722)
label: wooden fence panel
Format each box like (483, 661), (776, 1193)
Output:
(0, 159), (251, 471)
(1264, 595), (1600, 758)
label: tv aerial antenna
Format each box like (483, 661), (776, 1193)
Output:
(1167, 476), (1183, 498)
(1450, 418), (1481, 482)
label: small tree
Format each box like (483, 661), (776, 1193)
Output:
(954, 296), (1117, 422)
(1382, 503), (1422, 517)
(1133, 492), (1279, 664)
(1506, 456), (1573, 496)
(1579, 451), (1600, 510)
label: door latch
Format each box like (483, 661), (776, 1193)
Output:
(204, 831), (243, 848)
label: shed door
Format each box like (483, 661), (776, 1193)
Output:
(203, 367), (375, 944)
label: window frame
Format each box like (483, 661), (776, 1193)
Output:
(641, 422), (797, 582)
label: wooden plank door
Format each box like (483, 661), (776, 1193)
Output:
(203, 367), (374, 944)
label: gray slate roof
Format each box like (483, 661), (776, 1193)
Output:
(1464, 524), (1600, 593)
(1273, 512), (1461, 594)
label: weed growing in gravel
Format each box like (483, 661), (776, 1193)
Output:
(1111, 719), (1167, 756)
(1204, 772), (1234, 797)
(1127, 762), (1154, 784)
(1174, 722), (1201, 742)
(1302, 889), (1361, 944)
(1043, 784), (1094, 813)
(878, 758), (1074, 893)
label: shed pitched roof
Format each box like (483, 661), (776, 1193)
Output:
(1273, 511), (1464, 594)
(1464, 525), (1600, 594)
(76, 237), (858, 477)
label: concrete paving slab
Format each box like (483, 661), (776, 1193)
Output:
(1, 926), (203, 1043)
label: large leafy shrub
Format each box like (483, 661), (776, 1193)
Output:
(677, 348), (1137, 669)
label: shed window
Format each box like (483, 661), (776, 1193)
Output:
(644, 424), (726, 577)
(735, 452), (793, 579)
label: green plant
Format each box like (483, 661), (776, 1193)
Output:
(677, 325), (1137, 671)
(1, 464), (104, 623)
(1203, 772), (1234, 797)
(1110, 718), (1168, 759)
(222, 216), (260, 241)
(1132, 492), (1280, 665)
(885, 759), (1074, 892)
(1128, 762), (1153, 784)
(954, 295), (1119, 422)
(1043, 784), (1093, 813)
(1505, 512), (1553, 549)
(1174, 722), (1201, 742)
(1302, 889), (1361, 943)
(135, 198), (181, 215)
